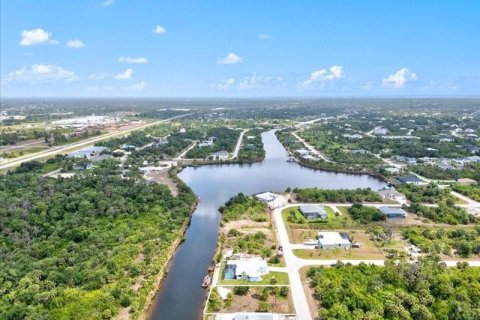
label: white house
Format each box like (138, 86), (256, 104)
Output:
(255, 192), (284, 209)
(378, 188), (407, 204)
(317, 232), (351, 249)
(224, 258), (268, 282)
(209, 150), (228, 160)
(233, 313), (279, 320)
(68, 146), (107, 159)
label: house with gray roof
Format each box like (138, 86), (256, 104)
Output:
(379, 206), (408, 219)
(299, 205), (327, 219)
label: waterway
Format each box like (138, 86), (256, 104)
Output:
(149, 129), (386, 319)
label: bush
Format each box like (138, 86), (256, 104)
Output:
(233, 286), (250, 296)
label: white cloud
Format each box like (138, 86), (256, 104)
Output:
(88, 72), (110, 80)
(258, 34), (271, 40)
(217, 53), (243, 65)
(102, 0), (114, 7)
(124, 81), (146, 92)
(115, 68), (133, 80)
(154, 25), (166, 34)
(382, 68), (417, 88)
(5, 64), (77, 83)
(211, 78), (236, 90)
(300, 65), (344, 87)
(66, 39), (85, 48)
(118, 56), (148, 64)
(20, 28), (57, 46)
(239, 73), (272, 89)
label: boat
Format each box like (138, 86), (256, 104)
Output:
(202, 274), (211, 288)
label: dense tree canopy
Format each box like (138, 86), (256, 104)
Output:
(0, 161), (196, 319)
(307, 258), (480, 320)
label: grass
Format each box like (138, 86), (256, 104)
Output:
(282, 206), (357, 233)
(218, 262), (290, 285)
(293, 230), (393, 260)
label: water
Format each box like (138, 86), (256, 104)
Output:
(148, 130), (386, 319)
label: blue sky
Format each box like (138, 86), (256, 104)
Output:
(1, 0), (479, 97)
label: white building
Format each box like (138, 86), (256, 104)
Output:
(233, 313), (280, 320)
(255, 192), (284, 209)
(378, 188), (407, 204)
(373, 126), (389, 135)
(210, 150), (229, 160)
(317, 232), (351, 249)
(224, 258), (268, 282)
(67, 146), (108, 159)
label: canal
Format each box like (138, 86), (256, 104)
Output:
(149, 129), (386, 319)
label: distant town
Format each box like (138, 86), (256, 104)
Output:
(1, 99), (480, 320)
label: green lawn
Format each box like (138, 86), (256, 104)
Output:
(218, 262), (290, 285)
(282, 206), (356, 229)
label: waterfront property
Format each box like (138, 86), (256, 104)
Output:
(396, 174), (422, 184)
(378, 188), (407, 204)
(233, 313), (282, 320)
(317, 232), (351, 249)
(224, 258), (268, 282)
(255, 192), (284, 209)
(209, 150), (229, 160)
(299, 204), (327, 219)
(379, 206), (408, 219)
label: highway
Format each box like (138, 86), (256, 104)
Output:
(0, 113), (193, 171)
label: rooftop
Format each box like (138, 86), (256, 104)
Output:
(317, 232), (351, 246)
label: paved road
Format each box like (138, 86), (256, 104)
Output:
(230, 129), (248, 159)
(272, 203), (314, 320)
(292, 131), (331, 162)
(272, 202), (480, 320)
(0, 113), (193, 171)
(174, 141), (197, 160)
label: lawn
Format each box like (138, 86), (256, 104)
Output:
(218, 262), (290, 285)
(293, 230), (390, 260)
(282, 206), (356, 229)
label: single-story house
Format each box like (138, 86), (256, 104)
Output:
(233, 313), (279, 320)
(299, 205), (327, 219)
(351, 149), (370, 155)
(255, 192), (284, 209)
(457, 178), (477, 185)
(396, 175), (422, 184)
(90, 154), (114, 162)
(378, 188), (407, 204)
(209, 150), (228, 160)
(379, 206), (408, 219)
(120, 144), (136, 151)
(384, 167), (400, 174)
(67, 146), (107, 159)
(317, 232), (351, 249)
(224, 258), (268, 282)
(295, 148), (310, 156)
(373, 127), (389, 135)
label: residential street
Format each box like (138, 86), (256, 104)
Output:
(272, 202), (480, 320)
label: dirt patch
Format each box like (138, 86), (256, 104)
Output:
(223, 219), (269, 231)
(145, 170), (178, 196)
(134, 253), (145, 264)
(214, 286), (295, 314)
(300, 266), (320, 320)
(118, 307), (131, 320)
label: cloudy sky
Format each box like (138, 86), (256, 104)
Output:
(1, 0), (479, 97)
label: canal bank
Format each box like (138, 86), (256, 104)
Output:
(147, 129), (386, 320)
